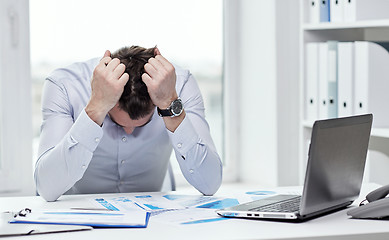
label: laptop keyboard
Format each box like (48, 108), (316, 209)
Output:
(250, 196), (301, 213)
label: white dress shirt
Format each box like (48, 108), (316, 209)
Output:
(35, 58), (222, 201)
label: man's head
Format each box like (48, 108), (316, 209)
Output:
(111, 45), (156, 120)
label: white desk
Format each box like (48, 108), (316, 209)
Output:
(1, 183), (388, 240)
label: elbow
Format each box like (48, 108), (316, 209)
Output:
(36, 181), (60, 202)
(38, 189), (60, 202)
(201, 165), (223, 196)
(35, 170), (60, 202)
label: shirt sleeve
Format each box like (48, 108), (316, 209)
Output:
(34, 79), (103, 201)
(167, 73), (223, 196)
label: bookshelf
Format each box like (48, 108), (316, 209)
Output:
(299, 0), (389, 184)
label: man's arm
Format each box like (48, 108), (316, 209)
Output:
(35, 80), (103, 201)
(142, 49), (222, 195)
(35, 51), (129, 201)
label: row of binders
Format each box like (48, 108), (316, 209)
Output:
(305, 41), (389, 127)
(308, 0), (389, 23)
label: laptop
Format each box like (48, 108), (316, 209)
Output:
(217, 114), (373, 221)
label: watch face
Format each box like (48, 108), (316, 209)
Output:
(171, 99), (183, 116)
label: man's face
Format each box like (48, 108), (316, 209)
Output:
(108, 104), (154, 134)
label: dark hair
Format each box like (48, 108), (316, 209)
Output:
(111, 45), (156, 120)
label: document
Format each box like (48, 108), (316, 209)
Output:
(152, 208), (228, 226)
(10, 208), (150, 228)
(0, 212), (92, 237)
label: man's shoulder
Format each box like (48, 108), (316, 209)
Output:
(46, 58), (99, 85)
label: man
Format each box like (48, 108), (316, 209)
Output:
(35, 46), (222, 201)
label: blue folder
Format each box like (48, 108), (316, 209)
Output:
(320, 0), (330, 22)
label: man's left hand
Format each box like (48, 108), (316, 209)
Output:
(142, 48), (178, 109)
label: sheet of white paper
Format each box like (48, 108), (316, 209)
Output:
(151, 208), (228, 225)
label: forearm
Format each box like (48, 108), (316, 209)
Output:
(169, 116), (222, 195)
(35, 110), (103, 201)
(176, 145), (222, 195)
(35, 137), (94, 201)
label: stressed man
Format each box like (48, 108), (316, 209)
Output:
(35, 46), (222, 201)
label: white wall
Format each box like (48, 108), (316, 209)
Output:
(225, 0), (300, 186)
(238, 0), (278, 185)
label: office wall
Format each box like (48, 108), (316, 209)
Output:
(226, 0), (300, 186)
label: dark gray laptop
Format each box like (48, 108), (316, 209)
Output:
(217, 114), (373, 221)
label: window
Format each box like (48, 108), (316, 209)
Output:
(0, 0), (34, 195)
(30, 0), (223, 186)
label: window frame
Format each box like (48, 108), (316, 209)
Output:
(0, 0), (34, 196)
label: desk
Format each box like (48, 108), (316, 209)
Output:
(1, 183), (389, 240)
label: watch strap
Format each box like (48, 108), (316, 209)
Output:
(157, 107), (173, 117)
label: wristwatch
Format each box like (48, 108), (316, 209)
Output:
(157, 98), (184, 117)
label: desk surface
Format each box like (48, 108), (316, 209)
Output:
(1, 183), (388, 240)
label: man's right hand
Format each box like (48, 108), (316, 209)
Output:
(85, 50), (129, 126)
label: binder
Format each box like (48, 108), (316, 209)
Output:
(354, 41), (389, 127)
(305, 43), (319, 121)
(330, 0), (344, 22)
(327, 41), (338, 119)
(308, 0), (320, 23)
(318, 42), (329, 119)
(337, 42), (354, 117)
(320, 0), (330, 22)
(344, 0), (389, 22)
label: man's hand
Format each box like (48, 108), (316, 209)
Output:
(86, 50), (129, 126)
(142, 48), (178, 109)
(142, 48), (185, 132)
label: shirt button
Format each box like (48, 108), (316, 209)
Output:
(95, 137), (100, 143)
(121, 160), (125, 164)
(189, 169), (194, 174)
(122, 137), (127, 142)
(177, 143), (182, 148)
(82, 165), (86, 169)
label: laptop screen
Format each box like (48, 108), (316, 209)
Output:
(300, 114), (372, 217)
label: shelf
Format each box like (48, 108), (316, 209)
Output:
(302, 121), (389, 138)
(371, 128), (389, 138)
(302, 120), (314, 128)
(303, 19), (389, 30)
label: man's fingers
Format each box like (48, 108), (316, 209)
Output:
(154, 47), (161, 56)
(119, 72), (129, 86)
(155, 54), (172, 70)
(148, 58), (165, 74)
(142, 73), (152, 86)
(99, 56), (112, 66)
(144, 62), (158, 78)
(112, 63), (126, 79)
(103, 50), (111, 59)
(106, 58), (120, 71)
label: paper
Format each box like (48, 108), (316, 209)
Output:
(151, 208), (228, 225)
(11, 209), (150, 228)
